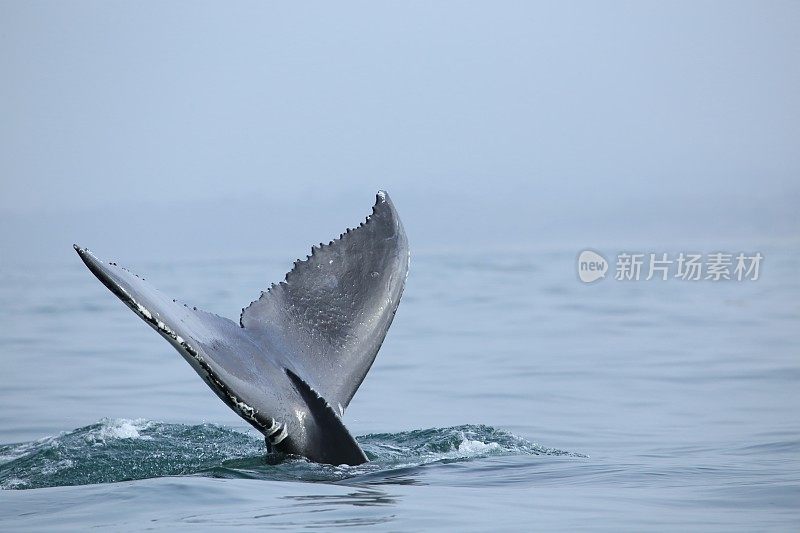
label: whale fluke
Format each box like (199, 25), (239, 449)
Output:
(74, 191), (409, 466)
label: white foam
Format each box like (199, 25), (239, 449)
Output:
(457, 439), (501, 455)
(95, 419), (152, 442)
(2, 477), (26, 489)
(0, 438), (54, 465)
(41, 458), (74, 476)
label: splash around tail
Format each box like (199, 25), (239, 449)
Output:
(0, 419), (578, 490)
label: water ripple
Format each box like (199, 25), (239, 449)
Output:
(0, 419), (573, 490)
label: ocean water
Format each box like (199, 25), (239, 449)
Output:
(1, 245), (798, 530)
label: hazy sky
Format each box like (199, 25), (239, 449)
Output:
(1, 2), (798, 261)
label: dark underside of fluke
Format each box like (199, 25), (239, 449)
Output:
(74, 191), (410, 466)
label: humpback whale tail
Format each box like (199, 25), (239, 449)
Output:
(74, 191), (409, 466)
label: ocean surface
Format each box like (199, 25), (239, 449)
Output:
(1, 244), (798, 530)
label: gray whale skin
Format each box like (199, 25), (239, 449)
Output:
(74, 191), (409, 466)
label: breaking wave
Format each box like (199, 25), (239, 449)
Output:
(0, 419), (578, 490)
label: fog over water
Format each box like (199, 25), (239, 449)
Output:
(1, 2), (797, 263)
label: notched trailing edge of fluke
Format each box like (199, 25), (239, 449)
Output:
(237, 190), (399, 328)
(72, 244), (275, 436)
